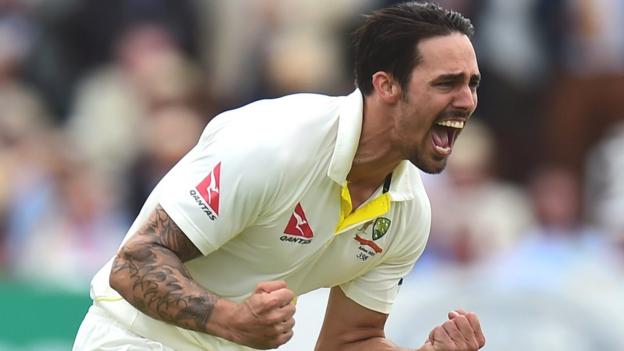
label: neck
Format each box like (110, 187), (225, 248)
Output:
(348, 95), (401, 186)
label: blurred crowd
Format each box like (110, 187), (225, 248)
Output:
(0, 0), (623, 349)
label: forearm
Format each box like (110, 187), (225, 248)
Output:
(317, 332), (413, 351)
(346, 338), (412, 351)
(110, 242), (233, 337)
(108, 204), (297, 349)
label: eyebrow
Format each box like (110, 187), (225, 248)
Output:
(435, 73), (481, 85)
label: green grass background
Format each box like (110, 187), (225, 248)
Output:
(0, 281), (91, 350)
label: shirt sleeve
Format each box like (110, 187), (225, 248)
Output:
(339, 200), (431, 314)
(157, 115), (276, 255)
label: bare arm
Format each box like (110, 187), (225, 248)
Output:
(110, 205), (296, 349)
(315, 287), (410, 351)
(315, 287), (485, 351)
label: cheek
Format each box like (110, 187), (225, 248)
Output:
(408, 106), (438, 135)
(397, 114), (432, 150)
(397, 94), (441, 139)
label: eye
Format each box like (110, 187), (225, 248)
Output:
(435, 81), (455, 90)
(469, 79), (481, 91)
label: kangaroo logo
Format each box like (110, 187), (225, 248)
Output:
(283, 202), (314, 238)
(196, 162), (221, 215)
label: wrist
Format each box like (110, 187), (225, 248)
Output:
(415, 342), (434, 351)
(204, 298), (238, 340)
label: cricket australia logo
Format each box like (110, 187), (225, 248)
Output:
(189, 162), (221, 221)
(354, 217), (391, 261)
(372, 217), (391, 240)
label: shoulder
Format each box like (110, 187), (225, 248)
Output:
(225, 92), (343, 124)
(184, 93), (344, 187)
(213, 93), (342, 158)
(206, 93), (342, 139)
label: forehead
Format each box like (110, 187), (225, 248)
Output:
(414, 33), (479, 78)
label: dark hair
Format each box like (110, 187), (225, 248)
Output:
(353, 1), (474, 95)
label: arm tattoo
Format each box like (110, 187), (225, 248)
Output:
(111, 205), (217, 333)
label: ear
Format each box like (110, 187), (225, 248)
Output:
(371, 71), (401, 103)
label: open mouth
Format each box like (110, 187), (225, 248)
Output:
(431, 119), (465, 156)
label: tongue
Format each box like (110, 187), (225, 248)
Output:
(432, 125), (450, 148)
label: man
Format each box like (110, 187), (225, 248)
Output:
(74, 2), (485, 350)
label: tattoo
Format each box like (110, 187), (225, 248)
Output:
(111, 205), (217, 333)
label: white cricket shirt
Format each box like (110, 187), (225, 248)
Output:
(88, 90), (431, 350)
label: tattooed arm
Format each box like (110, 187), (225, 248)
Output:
(109, 205), (296, 349)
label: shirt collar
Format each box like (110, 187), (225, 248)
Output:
(327, 89), (363, 186)
(388, 160), (423, 202)
(327, 89), (423, 202)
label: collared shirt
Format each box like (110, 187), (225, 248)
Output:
(89, 90), (431, 351)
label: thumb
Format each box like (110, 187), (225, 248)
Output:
(254, 280), (288, 294)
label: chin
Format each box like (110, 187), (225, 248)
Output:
(411, 157), (447, 174)
(420, 165), (446, 175)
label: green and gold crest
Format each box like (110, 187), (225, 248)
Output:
(372, 217), (391, 240)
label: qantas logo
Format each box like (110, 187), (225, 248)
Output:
(281, 203), (314, 244)
(189, 162), (221, 220)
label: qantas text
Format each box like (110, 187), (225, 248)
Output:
(189, 189), (217, 220)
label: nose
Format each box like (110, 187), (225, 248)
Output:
(453, 85), (477, 112)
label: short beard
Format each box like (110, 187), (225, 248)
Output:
(412, 155), (447, 174)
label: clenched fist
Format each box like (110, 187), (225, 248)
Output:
(227, 281), (296, 349)
(419, 309), (485, 351)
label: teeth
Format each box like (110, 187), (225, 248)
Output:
(434, 145), (451, 155)
(436, 120), (465, 129)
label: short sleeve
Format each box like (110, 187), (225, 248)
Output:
(339, 249), (421, 314)
(340, 200), (431, 314)
(157, 116), (274, 255)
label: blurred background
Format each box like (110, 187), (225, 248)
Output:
(0, 0), (623, 350)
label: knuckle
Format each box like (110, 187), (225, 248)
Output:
(255, 282), (269, 293)
(280, 330), (294, 344)
(265, 296), (280, 307)
(456, 318), (469, 328)
(269, 341), (282, 349)
(265, 326), (281, 337)
(467, 312), (480, 323)
(455, 314), (468, 322)
(267, 336), (287, 349)
(265, 314), (282, 325)
(283, 306), (296, 318)
(462, 340), (478, 350)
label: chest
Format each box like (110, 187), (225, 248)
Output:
(219, 197), (399, 290)
(187, 176), (407, 297)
